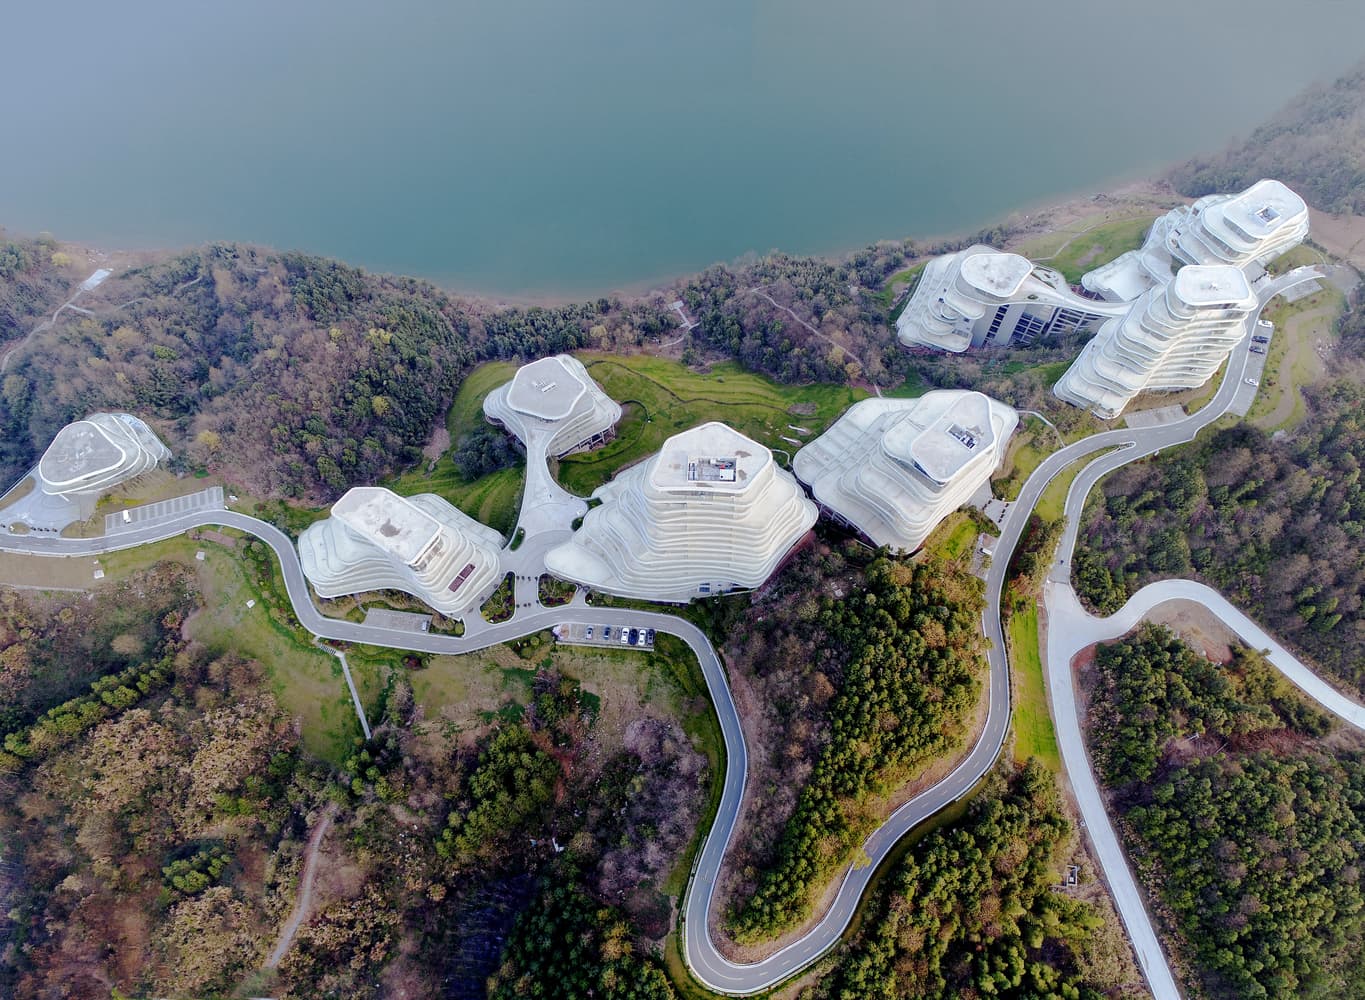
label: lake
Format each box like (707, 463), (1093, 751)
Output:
(1, 0), (1361, 297)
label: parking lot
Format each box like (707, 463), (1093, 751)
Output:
(1228, 320), (1274, 417)
(105, 486), (225, 535)
(555, 621), (656, 650)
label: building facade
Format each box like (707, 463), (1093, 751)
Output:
(896, 245), (1123, 352)
(793, 391), (1017, 552)
(544, 422), (817, 602)
(1054, 265), (1258, 419)
(298, 487), (504, 617)
(483, 354), (621, 458)
(1083, 179), (1309, 302)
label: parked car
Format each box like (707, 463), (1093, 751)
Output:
(1252, 335), (1269, 343)
(628, 628), (639, 645)
(586, 626), (593, 639)
(645, 628), (655, 645)
(1245, 377), (1259, 386)
(602, 626), (611, 640)
(1250, 346), (1266, 354)
(620, 629), (630, 645)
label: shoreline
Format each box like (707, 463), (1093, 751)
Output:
(6, 169), (1182, 311)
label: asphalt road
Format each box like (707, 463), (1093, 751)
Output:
(0, 264), (1335, 996)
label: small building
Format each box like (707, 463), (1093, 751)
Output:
(298, 487), (504, 617)
(33, 412), (171, 521)
(793, 391), (1018, 552)
(896, 246), (1124, 353)
(1054, 265), (1258, 419)
(482, 354), (621, 458)
(544, 422), (817, 602)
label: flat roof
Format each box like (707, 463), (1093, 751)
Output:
(885, 392), (995, 486)
(333, 487), (441, 565)
(649, 422), (769, 493)
(506, 356), (588, 420)
(1217, 179), (1306, 236)
(1172, 265), (1254, 308)
(959, 251), (1033, 299)
(38, 419), (128, 488)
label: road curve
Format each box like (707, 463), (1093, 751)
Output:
(0, 265), (1332, 996)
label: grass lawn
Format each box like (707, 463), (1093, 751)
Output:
(1013, 214), (1155, 285)
(877, 261), (927, 315)
(1009, 607), (1060, 771)
(46, 534), (361, 763)
(1248, 288), (1345, 432)
(1035, 449), (1114, 523)
(556, 354), (868, 496)
(992, 416), (1057, 502)
(923, 511), (979, 562)
(1265, 244), (1321, 276)
(384, 360), (524, 537)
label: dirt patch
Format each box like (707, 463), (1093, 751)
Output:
(1143, 598), (1239, 662)
(1308, 208), (1365, 271)
(422, 425), (450, 467)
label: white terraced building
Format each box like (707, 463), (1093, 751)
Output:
(298, 487), (504, 617)
(544, 422), (817, 602)
(1083, 179), (1309, 302)
(794, 391), (1017, 552)
(896, 245), (1123, 352)
(36, 412), (172, 519)
(483, 354), (621, 458)
(1054, 265), (1258, 419)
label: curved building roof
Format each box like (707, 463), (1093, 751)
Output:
(1055, 264), (1258, 419)
(544, 422), (816, 602)
(794, 392), (1017, 552)
(299, 487), (504, 617)
(483, 354), (621, 458)
(36, 413), (171, 498)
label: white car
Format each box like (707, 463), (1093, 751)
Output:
(1245, 377), (1259, 386)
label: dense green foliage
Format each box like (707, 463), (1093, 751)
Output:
(488, 880), (676, 1000)
(1090, 626), (1330, 786)
(1169, 61), (1365, 214)
(812, 763), (1109, 1000)
(1004, 513), (1062, 613)
(451, 423), (522, 480)
(731, 557), (985, 940)
(1075, 379), (1365, 694)
(1089, 628), (1365, 999)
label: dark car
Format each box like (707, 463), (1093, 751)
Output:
(1249, 346), (1266, 354)
(1252, 335), (1269, 344)
(645, 628), (655, 645)
(602, 626), (612, 639)
(628, 628), (639, 645)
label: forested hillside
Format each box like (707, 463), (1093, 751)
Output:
(1074, 373), (1365, 695)
(808, 762), (1138, 1000)
(1086, 626), (1365, 999)
(0, 243), (671, 498)
(1169, 61), (1365, 214)
(728, 554), (987, 941)
(0, 233), (71, 350)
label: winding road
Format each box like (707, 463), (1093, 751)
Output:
(0, 264), (1346, 996)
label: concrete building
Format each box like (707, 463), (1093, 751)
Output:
(1083, 179), (1309, 302)
(793, 391), (1017, 552)
(299, 487), (504, 617)
(483, 354), (621, 458)
(1054, 265), (1258, 419)
(35, 412), (171, 519)
(896, 245), (1123, 352)
(544, 422), (817, 602)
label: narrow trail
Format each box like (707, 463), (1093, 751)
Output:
(745, 287), (882, 397)
(266, 804), (338, 969)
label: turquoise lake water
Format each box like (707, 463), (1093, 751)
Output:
(1, 0), (1362, 296)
